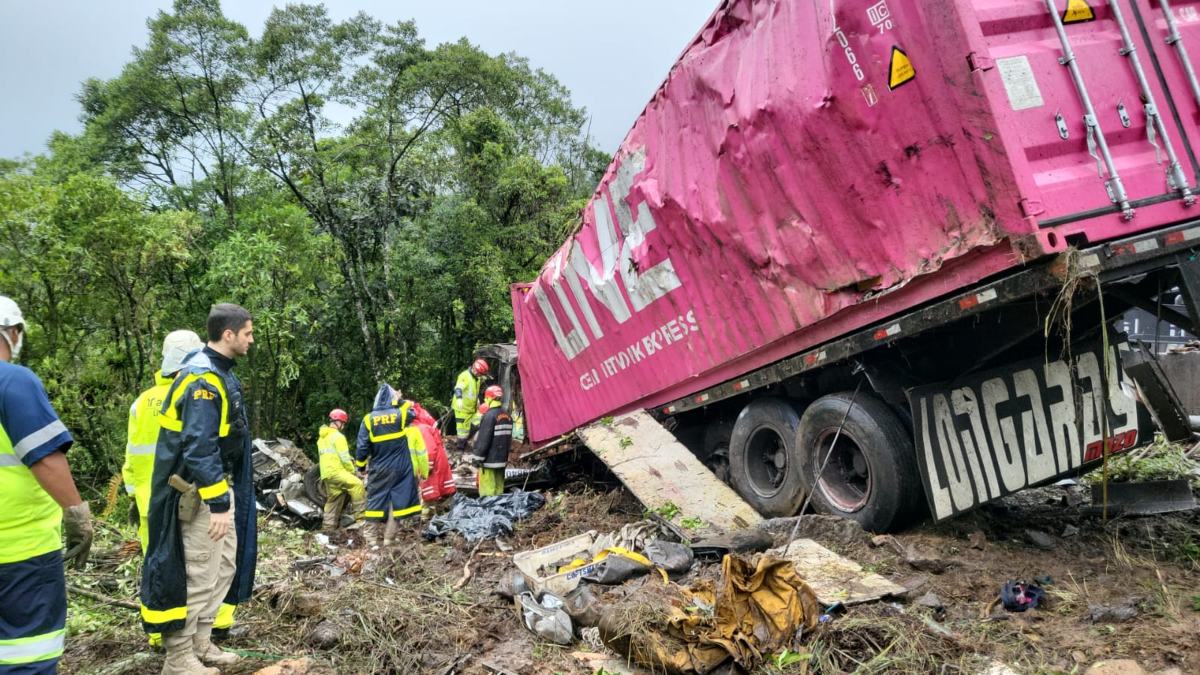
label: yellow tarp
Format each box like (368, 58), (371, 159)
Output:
(601, 554), (820, 674)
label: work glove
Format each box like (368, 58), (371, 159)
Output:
(467, 454), (483, 466)
(63, 502), (94, 569)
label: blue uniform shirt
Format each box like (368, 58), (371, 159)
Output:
(0, 361), (73, 467)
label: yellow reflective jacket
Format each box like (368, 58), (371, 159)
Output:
(123, 373), (173, 498)
(317, 424), (356, 481)
(451, 369), (482, 418)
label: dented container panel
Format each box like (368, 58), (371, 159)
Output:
(514, 0), (1200, 442)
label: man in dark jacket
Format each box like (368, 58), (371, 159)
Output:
(356, 385), (428, 547)
(140, 304), (257, 674)
(470, 386), (512, 497)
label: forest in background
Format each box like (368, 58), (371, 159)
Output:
(0, 0), (609, 488)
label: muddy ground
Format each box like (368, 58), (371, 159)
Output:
(64, 477), (1200, 674)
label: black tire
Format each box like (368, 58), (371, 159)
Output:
(303, 465), (327, 506)
(797, 392), (923, 532)
(728, 398), (807, 517)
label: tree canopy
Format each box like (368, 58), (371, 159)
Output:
(0, 0), (608, 482)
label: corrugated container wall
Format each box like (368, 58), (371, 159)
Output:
(513, 0), (1200, 441)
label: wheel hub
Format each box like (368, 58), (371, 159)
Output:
(816, 429), (872, 513)
(745, 427), (789, 497)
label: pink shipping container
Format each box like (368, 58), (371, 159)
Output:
(513, 0), (1200, 445)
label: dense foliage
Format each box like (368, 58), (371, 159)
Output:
(0, 0), (608, 485)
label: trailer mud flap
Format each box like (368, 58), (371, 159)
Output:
(576, 411), (763, 536)
(907, 339), (1156, 521)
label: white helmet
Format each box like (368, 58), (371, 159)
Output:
(161, 329), (203, 376)
(0, 296), (25, 359)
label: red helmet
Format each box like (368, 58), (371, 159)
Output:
(484, 385), (503, 400)
(471, 359), (489, 376)
(329, 408), (349, 423)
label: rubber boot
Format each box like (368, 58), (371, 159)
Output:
(194, 622), (240, 667)
(321, 508), (339, 531)
(160, 634), (218, 675)
(363, 521), (383, 547)
(382, 518), (397, 546)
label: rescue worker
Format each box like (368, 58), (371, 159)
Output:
(413, 402), (455, 514)
(356, 385), (429, 547)
(468, 385), (504, 438)
(140, 304), (258, 674)
(318, 408), (365, 531)
(470, 385), (513, 497)
(450, 359), (488, 450)
(124, 330), (203, 551)
(0, 295), (93, 674)
(123, 329), (204, 651)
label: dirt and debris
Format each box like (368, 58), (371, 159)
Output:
(62, 467), (1200, 674)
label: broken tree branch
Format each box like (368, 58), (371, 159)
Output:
(453, 541), (484, 591)
(69, 585), (138, 610)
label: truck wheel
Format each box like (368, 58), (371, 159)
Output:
(729, 398), (806, 517)
(797, 392), (922, 532)
(303, 465), (327, 507)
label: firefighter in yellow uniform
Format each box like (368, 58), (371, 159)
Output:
(123, 330), (203, 649)
(450, 359), (488, 450)
(124, 331), (204, 550)
(318, 408), (365, 530)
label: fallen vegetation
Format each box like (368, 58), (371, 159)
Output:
(61, 465), (1200, 675)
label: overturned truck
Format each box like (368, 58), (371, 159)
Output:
(502, 0), (1200, 531)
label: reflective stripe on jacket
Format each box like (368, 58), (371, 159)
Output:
(317, 425), (356, 481)
(139, 347), (256, 635)
(0, 362), (73, 565)
(356, 398), (429, 480)
(472, 401), (513, 470)
(122, 373), (173, 497)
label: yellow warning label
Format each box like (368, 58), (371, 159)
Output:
(888, 47), (915, 91)
(1062, 0), (1095, 24)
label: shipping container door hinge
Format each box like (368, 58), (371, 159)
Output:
(967, 52), (995, 72)
(1019, 198), (1046, 217)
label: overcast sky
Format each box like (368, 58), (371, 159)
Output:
(0, 1), (717, 160)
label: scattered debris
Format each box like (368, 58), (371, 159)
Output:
(286, 593), (324, 618)
(897, 573), (932, 601)
(1062, 524), (1080, 537)
(582, 548), (653, 584)
(514, 531), (599, 597)
(690, 528), (773, 562)
(916, 591), (944, 611)
(1088, 599), (1140, 623)
(643, 539), (694, 575)
(422, 490), (546, 541)
(1085, 479), (1198, 516)
(968, 529), (987, 550)
(577, 411), (763, 535)
(771, 538), (905, 605)
(872, 533), (956, 574)
(518, 591), (573, 644)
(598, 554), (819, 673)
(1025, 529), (1057, 550)
(570, 650), (642, 675)
(1000, 580), (1045, 612)
(307, 620), (341, 649)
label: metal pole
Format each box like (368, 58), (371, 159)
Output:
(1109, 0), (1194, 205)
(1046, 0), (1135, 220)
(1161, 0), (1200, 109)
